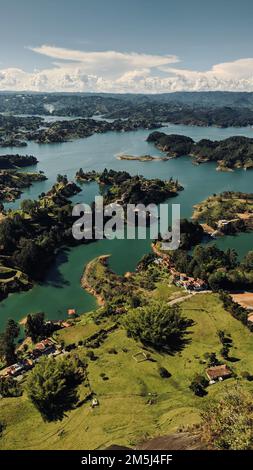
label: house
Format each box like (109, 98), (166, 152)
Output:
(33, 338), (56, 357)
(174, 274), (207, 292)
(68, 308), (76, 316)
(6, 359), (33, 377)
(7, 363), (24, 377)
(206, 364), (232, 383)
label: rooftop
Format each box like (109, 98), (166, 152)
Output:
(206, 364), (231, 380)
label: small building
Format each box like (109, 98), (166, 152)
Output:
(7, 363), (24, 377)
(68, 309), (76, 316)
(33, 338), (56, 357)
(206, 364), (232, 383)
(91, 397), (99, 408)
(6, 359), (33, 377)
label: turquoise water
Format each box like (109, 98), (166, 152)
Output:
(0, 122), (253, 329)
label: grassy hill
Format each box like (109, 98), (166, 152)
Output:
(1, 292), (253, 450)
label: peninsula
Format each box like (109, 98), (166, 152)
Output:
(147, 132), (253, 170)
(192, 192), (253, 234)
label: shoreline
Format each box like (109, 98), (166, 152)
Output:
(80, 255), (110, 307)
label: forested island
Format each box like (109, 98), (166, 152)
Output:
(76, 168), (183, 206)
(147, 132), (253, 170)
(0, 154), (44, 202)
(0, 171), (47, 202)
(192, 192), (253, 234)
(0, 154), (38, 169)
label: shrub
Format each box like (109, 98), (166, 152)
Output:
(0, 377), (22, 398)
(201, 386), (253, 449)
(107, 348), (117, 354)
(86, 350), (97, 361)
(158, 367), (171, 378)
(241, 371), (253, 381)
(189, 375), (208, 397)
(0, 421), (6, 437)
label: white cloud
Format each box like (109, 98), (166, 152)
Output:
(0, 46), (253, 93)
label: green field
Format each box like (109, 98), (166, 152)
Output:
(0, 292), (253, 450)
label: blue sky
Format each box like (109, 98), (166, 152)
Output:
(0, 0), (253, 92)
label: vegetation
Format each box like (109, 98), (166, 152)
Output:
(189, 375), (209, 397)
(219, 292), (250, 328)
(0, 319), (20, 365)
(3, 92), (253, 127)
(0, 170), (47, 202)
(26, 355), (84, 421)
(148, 132), (253, 170)
(25, 312), (58, 343)
(1, 293), (253, 449)
(201, 386), (253, 449)
(76, 168), (183, 206)
(0, 177), (81, 299)
(0, 154), (38, 169)
(193, 191), (253, 232)
(168, 243), (253, 293)
(0, 376), (22, 398)
(123, 302), (193, 353)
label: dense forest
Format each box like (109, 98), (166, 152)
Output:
(147, 132), (253, 170)
(2, 92), (253, 127)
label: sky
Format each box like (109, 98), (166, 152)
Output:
(0, 0), (253, 93)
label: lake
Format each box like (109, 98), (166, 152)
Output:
(0, 122), (253, 329)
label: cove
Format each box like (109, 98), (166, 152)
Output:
(0, 122), (253, 330)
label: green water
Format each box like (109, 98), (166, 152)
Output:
(0, 122), (253, 329)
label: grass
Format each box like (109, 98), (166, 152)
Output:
(1, 292), (253, 450)
(54, 314), (114, 346)
(0, 265), (30, 285)
(153, 281), (188, 301)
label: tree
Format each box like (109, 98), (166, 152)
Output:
(20, 199), (39, 216)
(189, 375), (208, 397)
(0, 319), (20, 365)
(201, 386), (253, 449)
(242, 251), (253, 270)
(26, 356), (82, 421)
(206, 352), (220, 367)
(122, 302), (193, 352)
(12, 238), (47, 280)
(25, 312), (45, 343)
(0, 376), (22, 397)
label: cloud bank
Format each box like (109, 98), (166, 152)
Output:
(1, 45), (253, 93)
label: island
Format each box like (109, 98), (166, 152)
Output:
(147, 132), (253, 170)
(75, 168), (183, 206)
(192, 191), (253, 235)
(0, 154), (38, 169)
(0, 170), (47, 202)
(116, 153), (169, 162)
